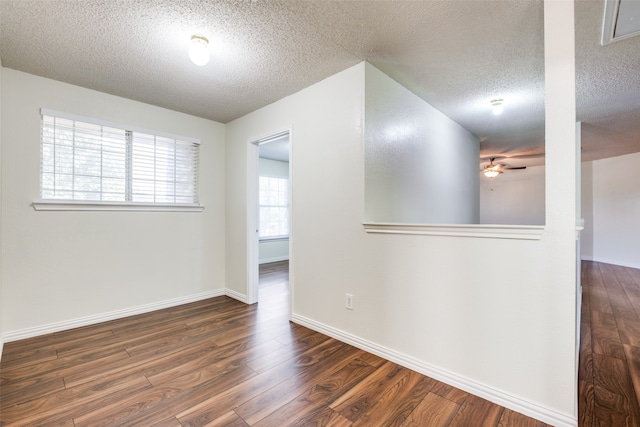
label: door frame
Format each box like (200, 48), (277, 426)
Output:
(246, 128), (293, 318)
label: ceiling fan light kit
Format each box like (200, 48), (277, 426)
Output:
(483, 168), (502, 178)
(482, 157), (526, 178)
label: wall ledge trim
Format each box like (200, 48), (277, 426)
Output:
(2, 289), (225, 343)
(291, 313), (577, 427)
(32, 200), (204, 212)
(363, 222), (544, 240)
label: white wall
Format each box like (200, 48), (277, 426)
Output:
(364, 64), (479, 224)
(0, 60), (3, 359)
(259, 157), (289, 264)
(226, 52), (577, 426)
(258, 239), (288, 264)
(480, 165), (545, 225)
(581, 152), (640, 269)
(259, 157), (289, 178)
(1, 69), (226, 337)
(480, 151), (640, 268)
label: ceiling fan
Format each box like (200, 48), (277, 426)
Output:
(482, 158), (526, 178)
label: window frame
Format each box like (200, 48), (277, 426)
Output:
(34, 109), (203, 212)
(258, 175), (289, 240)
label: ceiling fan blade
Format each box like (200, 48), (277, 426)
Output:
(502, 166), (527, 170)
(481, 153), (545, 161)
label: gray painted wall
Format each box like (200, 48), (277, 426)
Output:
(364, 64), (480, 224)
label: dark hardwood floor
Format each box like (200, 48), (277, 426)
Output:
(579, 261), (640, 426)
(2, 260), (635, 426)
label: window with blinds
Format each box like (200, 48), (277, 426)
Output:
(259, 176), (289, 238)
(40, 110), (200, 204)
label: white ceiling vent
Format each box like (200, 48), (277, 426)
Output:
(602, 0), (640, 44)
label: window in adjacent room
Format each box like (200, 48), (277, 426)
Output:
(40, 109), (200, 205)
(258, 176), (289, 238)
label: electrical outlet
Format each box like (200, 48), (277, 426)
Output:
(346, 293), (354, 310)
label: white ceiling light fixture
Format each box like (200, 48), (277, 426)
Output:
(189, 35), (210, 66)
(490, 98), (504, 115)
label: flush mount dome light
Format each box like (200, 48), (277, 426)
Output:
(189, 35), (210, 66)
(490, 98), (504, 115)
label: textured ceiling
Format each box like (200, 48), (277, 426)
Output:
(1, 0), (639, 167)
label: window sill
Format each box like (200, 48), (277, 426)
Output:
(32, 200), (204, 212)
(363, 222), (544, 240)
(259, 236), (289, 242)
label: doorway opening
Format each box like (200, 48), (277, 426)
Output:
(247, 130), (292, 319)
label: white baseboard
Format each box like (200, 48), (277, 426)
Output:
(259, 256), (289, 265)
(291, 313), (577, 427)
(225, 288), (249, 304)
(581, 256), (640, 270)
(2, 289), (225, 343)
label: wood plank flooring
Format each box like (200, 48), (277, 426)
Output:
(579, 261), (640, 426)
(3, 260), (631, 426)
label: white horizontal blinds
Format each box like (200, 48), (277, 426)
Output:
(101, 126), (128, 201)
(130, 132), (199, 203)
(259, 176), (288, 238)
(41, 116), (128, 201)
(40, 111), (199, 204)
